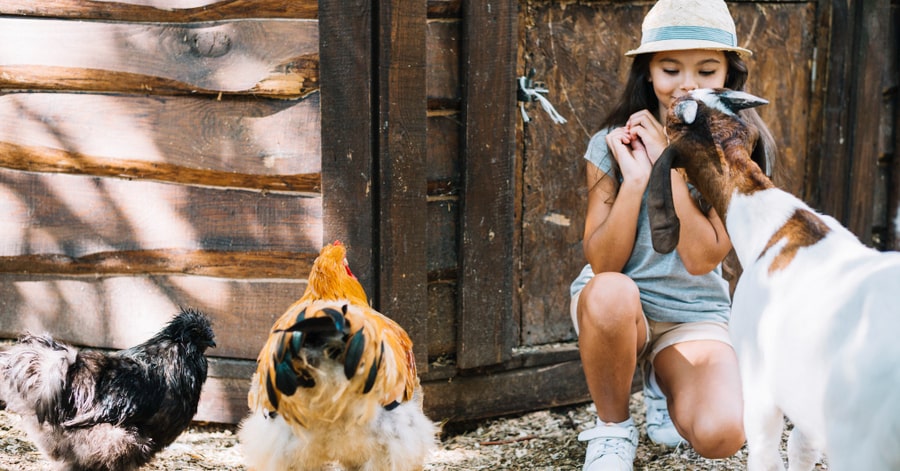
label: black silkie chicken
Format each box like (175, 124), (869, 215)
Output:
(0, 308), (216, 471)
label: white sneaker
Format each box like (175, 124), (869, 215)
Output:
(642, 362), (686, 448)
(578, 422), (638, 471)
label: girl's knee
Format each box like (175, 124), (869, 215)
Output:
(687, 414), (745, 459)
(577, 273), (641, 332)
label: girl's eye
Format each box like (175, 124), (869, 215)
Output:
(663, 69), (679, 75)
(699, 70), (717, 76)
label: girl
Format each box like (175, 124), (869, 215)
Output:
(569, 1), (777, 470)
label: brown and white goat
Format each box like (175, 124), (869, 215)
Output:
(648, 88), (900, 471)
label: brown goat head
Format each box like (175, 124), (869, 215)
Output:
(648, 88), (771, 254)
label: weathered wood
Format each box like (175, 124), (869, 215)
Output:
(0, 93), (321, 189)
(319, 0), (376, 296)
(0, 170), (322, 258)
(0, 0), (458, 22)
(426, 281), (457, 357)
(457, 0), (517, 368)
(845, 0), (890, 247)
(427, 19), (462, 102)
(0, 142), (319, 194)
(377, 0), (430, 372)
(0, 275), (308, 359)
(0, 18), (318, 98)
(0, 0), (318, 21)
(814, 1), (856, 228)
(888, 1), (900, 251)
(0, 250), (316, 279)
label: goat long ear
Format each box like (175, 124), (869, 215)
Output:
(648, 146), (681, 254)
(717, 90), (769, 112)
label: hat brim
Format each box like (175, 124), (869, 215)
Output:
(625, 39), (752, 57)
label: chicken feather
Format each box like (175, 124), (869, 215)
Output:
(240, 241), (437, 471)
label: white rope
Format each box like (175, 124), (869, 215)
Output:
(518, 76), (567, 125)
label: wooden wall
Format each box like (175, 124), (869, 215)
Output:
(0, 0), (323, 422)
(0, 0), (896, 425)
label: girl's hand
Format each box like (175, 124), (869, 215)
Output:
(625, 110), (667, 163)
(606, 126), (652, 186)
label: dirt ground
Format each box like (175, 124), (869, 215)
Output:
(0, 393), (827, 470)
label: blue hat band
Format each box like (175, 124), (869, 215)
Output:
(642, 25), (736, 47)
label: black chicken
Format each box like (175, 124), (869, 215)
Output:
(0, 307), (216, 471)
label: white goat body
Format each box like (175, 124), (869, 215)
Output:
(648, 88), (900, 471)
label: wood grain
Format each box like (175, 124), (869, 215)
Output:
(457, 0), (518, 368)
(0, 93), (321, 187)
(0, 17), (318, 97)
(0, 0), (318, 21)
(0, 170), (323, 258)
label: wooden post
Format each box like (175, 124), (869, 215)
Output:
(457, 0), (518, 368)
(376, 0), (430, 372)
(319, 0), (377, 295)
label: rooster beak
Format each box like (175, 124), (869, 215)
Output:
(207, 339), (217, 348)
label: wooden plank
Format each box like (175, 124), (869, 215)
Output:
(0, 0), (458, 22)
(0, 170), (322, 259)
(426, 281), (457, 358)
(0, 18), (318, 98)
(0, 275), (308, 359)
(814, 0), (856, 227)
(318, 1), (376, 297)
(377, 0), (429, 372)
(0, 250), (316, 279)
(427, 19), (462, 102)
(888, 1), (900, 251)
(0, 93), (321, 190)
(846, 0), (890, 246)
(457, 0), (517, 368)
(0, 0), (318, 21)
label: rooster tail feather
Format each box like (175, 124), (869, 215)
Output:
(265, 371), (280, 410)
(344, 329), (365, 380)
(273, 357), (299, 396)
(0, 334), (76, 424)
(362, 341), (384, 394)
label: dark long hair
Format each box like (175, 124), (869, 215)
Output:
(600, 51), (777, 177)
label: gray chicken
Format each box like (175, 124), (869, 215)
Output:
(0, 307), (216, 471)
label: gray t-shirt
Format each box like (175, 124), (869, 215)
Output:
(570, 129), (731, 323)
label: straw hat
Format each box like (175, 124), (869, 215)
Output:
(625, 0), (752, 57)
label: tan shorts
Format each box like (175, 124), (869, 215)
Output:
(570, 290), (732, 364)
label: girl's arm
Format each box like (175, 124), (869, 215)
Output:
(670, 170), (732, 274)
(582, 128), (650, 274)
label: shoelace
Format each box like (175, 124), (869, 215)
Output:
(646, 398), (671, 426)
(578, 426), (635, 461)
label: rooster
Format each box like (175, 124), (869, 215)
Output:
(239, 241), (437, 471)
(0, 307), (216, 470)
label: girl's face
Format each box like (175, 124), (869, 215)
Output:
(648, 49), (728, 119)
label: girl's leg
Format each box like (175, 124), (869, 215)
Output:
(653, 340), (745, 458)
(576, 272), (648, 423)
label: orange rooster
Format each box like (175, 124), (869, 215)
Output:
(238, 241), (437, 471)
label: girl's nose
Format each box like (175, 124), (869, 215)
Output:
(681, 74), (698, 91)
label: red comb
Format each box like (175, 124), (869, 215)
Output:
(333, 240), (342, 246)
